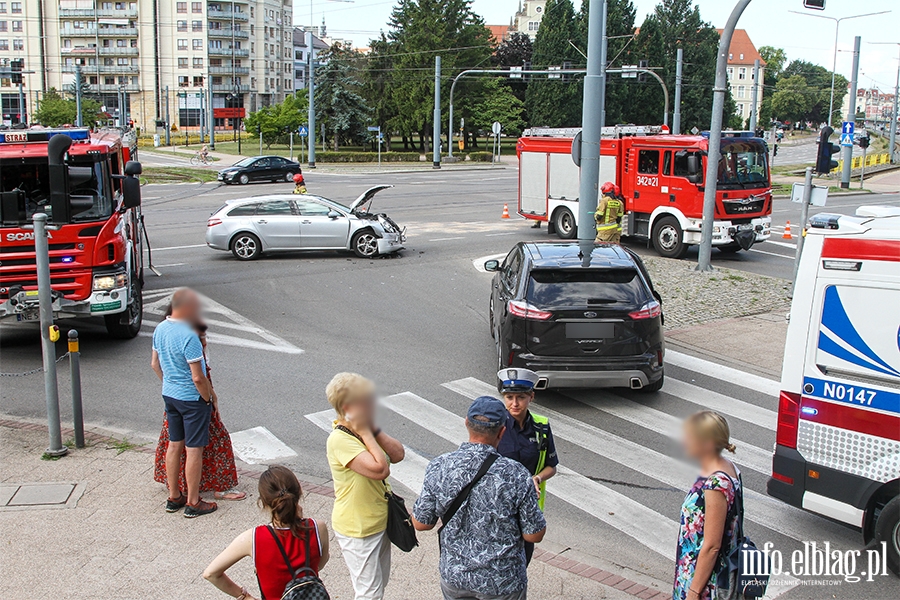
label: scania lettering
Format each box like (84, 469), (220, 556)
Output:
(0, 127), (145, 338)
(768, 207), (900, 575)
(517, 126), (773, 258)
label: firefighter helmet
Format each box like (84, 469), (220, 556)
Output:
(293, 173), (303, 183)
(601, 181), (615, 194)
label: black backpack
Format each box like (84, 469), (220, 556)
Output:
(265, 525), (330, 600)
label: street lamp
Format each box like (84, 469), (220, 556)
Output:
(788, 10), (890, 126)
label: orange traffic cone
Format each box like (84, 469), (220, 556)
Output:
(782, 221), (792, 239)
(501, 204), (511, 219)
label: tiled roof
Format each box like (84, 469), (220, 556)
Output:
(716, 29), (766, 66)
(487, 24), (511, 44)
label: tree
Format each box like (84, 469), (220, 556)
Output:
(758, 46), (786, 84)
(492, 32), (533, 106)
(361, 33), (399, 151)
(769, 75), (811, 124)
(472, 78), (526, 136)
(244, 93), (309, 148)
(33, 88), (102, 128)
(314, 44), (371, 150)
(526, 0), (583, 127)
(782, 59), (847, 126)
(65, 71), (94, 99)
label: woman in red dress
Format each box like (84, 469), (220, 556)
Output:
(154, 320), (246, 501)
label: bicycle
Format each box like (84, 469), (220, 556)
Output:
(190, 152), (211, 166)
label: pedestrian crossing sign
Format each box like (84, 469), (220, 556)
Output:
(840, 133), (853, 147)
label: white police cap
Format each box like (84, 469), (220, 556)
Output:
(497, 368), (540, 393)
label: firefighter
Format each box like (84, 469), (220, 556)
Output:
(292, 171), (307, 194)
(594, 181), (624, 243)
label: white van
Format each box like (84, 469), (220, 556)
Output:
(768, 206), (900, 574)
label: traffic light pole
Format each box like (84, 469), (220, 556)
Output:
(792, 167), (813, 293)
(749, 59), (760, 132)
(307, 30), (316, 169)
(840, 36), (861, 189)
(673, 48), (683, 135)
(75, 64), (83, 127)
(433, 56), (441, 169)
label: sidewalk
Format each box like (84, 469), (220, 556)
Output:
(0, 419), (666, 600)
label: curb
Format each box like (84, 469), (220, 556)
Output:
(0, 417), (670, 600)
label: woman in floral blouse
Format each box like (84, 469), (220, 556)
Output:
(673, 411), (741, 600)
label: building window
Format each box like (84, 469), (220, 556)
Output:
(11, 2), (20, 14)
(193, 57), (203, 68)
(12, 38), (21, 50)
(104, 77), (115, 85)
(0, 22), (6, 32)
(177, 39), (188, 50)
(528, 21), (539, 31)
(177, 20), (187, 32)
(726, 68), (733, 80)
(178, 76), (189, 87)
(739, 53), (744, 61)
(11, 20), (19, 32)
(178, 57), (188, 68)
(738, 67), (746, 80)
(736, 103), (744, 114)
(737, 86), (745, 98)
(0, 4), (5, 14)
(192, 2), (202, 13)
(117, 39), (127, 47)
(193, 76), (203, 86)
(192, 21), (202, 32)
(176, 2), (187, 13)
(0, 39), (8, 51)
(193, 39), (202, 50)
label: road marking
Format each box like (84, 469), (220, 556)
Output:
(429, 236), (465, 242)
(305, 409), (429, 495)
(472, 253), (507, 273)
(666, 350), (781, 398)
(484, 232), (517, 237)
(142, 287), (303, 355)
(229, 426), (298, 464)
(154, 263), (185, 268)
(154, 243), (207, 252)
(663, 378), (777, 430)
(380, 391), (678, 558)
(749, 248), (794, 259)
(765, 240), (798, 250)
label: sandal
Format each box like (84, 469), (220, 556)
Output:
(214, 489), (247, 501)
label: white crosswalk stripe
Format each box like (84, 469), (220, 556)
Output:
(662, 378), (777, 431)
(665, 350), (781, 398)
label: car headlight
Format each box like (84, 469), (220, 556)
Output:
(93, 272), (127, 291)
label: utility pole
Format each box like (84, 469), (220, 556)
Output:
(792, 167), (813, 291)
(598, 0), (608, 129)
(576, 0), (607, 243)
(749, 58), (760, 132)
(433, 55), (441, 169)
(307, 30), (316, 168)
(75, 64), (83, 127)
(207, 85), (215, 150)
(164, 85), (171, 146)
(18, 81), (26, 125)
(199, 87), (205, 144)
(841, 36), (861, 189)
(673, 48), (683, 135)
(890, 46), (899, 163)
(697, 0), (752, 272)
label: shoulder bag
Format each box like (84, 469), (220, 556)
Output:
(437, 453), (499, 548)
(266, 524), (330, 600)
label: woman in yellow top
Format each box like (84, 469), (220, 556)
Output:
(326, 373), (405, 600)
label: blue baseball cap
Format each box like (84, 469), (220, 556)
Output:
(467, 396), (507, 428)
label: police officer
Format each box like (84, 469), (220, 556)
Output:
(496, 367), (559, 566)
(594, 181), (624, 243)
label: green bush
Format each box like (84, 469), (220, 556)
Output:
(316, 151), (426, 163)
(465, 151), (494, 162)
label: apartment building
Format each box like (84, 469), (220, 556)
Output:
(721, 29), (766, 128)
(0, 0), (293, 132)
(292, 27), (327, 91)
(511, 1), (546, 40)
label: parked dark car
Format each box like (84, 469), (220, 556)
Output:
(218, 156), (302, 185)
(486, 242), (665, 391)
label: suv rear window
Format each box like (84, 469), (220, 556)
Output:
(527, 268), (647, 308)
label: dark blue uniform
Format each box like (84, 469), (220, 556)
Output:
(497, 412), (559, 480)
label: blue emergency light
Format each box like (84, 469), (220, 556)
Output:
(0, 128), (91, 144)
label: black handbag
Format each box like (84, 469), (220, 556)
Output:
(266, 525), (330, 600)
(384, 483), (418, 552)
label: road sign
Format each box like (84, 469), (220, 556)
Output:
(840, 133), (854, 147)
(298, 126), (308, 137)
(791, 182), (828, 207)
(841, 121), (854, 136)
(491, 121), (501, 135)
(571, 131), (583, 167)
(367, 126), (380, 132)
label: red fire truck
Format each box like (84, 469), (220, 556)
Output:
(0, 127), (144, 338)
(516, 126), (773, 258)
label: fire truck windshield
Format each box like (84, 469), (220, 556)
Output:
(0, 156), (113, 224)
(716, 140), (769, 189)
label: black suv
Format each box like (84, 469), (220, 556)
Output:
(486, 242), (665, 391)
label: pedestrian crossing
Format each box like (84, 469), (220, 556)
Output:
(303, 355), (869, 597)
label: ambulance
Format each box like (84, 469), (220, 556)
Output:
(768, 206), (900, 574)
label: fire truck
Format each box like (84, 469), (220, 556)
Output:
(769, 207), (900, 575)
(0, 127), (145, 338)
(516, 126), (773, 258)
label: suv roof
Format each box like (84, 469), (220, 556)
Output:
(522, 242), (638, 269)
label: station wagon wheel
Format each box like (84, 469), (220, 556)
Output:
(554, 208), (576, 239)
(238, 173), (250, 185)
(352, 230), (379, 258)
(652, 216), (688, 259)
(284, 172), (295, 182)
(231, 233), (261, 260)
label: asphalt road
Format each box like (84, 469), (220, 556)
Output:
(1, 169), (897, 598)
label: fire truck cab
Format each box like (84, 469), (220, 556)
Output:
(768, 207), (900, 574)
(0, 127), (144, 338)
(517, 126), (772, 258)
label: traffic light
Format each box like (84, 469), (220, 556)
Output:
(803, 0), (826, 10)
(10, 59), (23, 85)
(815, 126), (840, 174)
(523, 61), (531, 81)
(858, 136), (870, 149)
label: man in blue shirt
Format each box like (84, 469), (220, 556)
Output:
(151, 288), (216, 518)
(412, 397), (546, 600)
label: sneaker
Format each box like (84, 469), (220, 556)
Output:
(165, 493), (187, 513)
(184, 499), (218, 518)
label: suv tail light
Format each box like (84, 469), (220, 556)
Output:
(508, 299), (552, 321)
(207, 218), (222, 227)
(776, 391), (801, 449)
(629, 300), (661, 320)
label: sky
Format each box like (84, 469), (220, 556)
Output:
(295, 0), (900, 96)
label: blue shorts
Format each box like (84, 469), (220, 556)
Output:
(163, 396), (212, 448)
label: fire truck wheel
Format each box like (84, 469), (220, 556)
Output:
(231, 233), (262, 260)
(872, 495), (900, 575)
(652, 216), (688, 259)
(553, 208), (576, 239)
(104, 277), (143, 339)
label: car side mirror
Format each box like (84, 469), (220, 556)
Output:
(122, 176), (141, 209)
(484, 259), (501, 272)
(327, 210), (341, 220)
(124, 161), (142, 176)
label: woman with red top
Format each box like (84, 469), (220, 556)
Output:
(204, 465), (330, 600)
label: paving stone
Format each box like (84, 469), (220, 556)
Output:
(8, 483), (75, 506)
(0, 485), (18, 506)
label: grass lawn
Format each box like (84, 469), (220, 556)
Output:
(140, 167), (220, 185)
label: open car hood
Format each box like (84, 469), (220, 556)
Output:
(349, 185), (394, 213)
